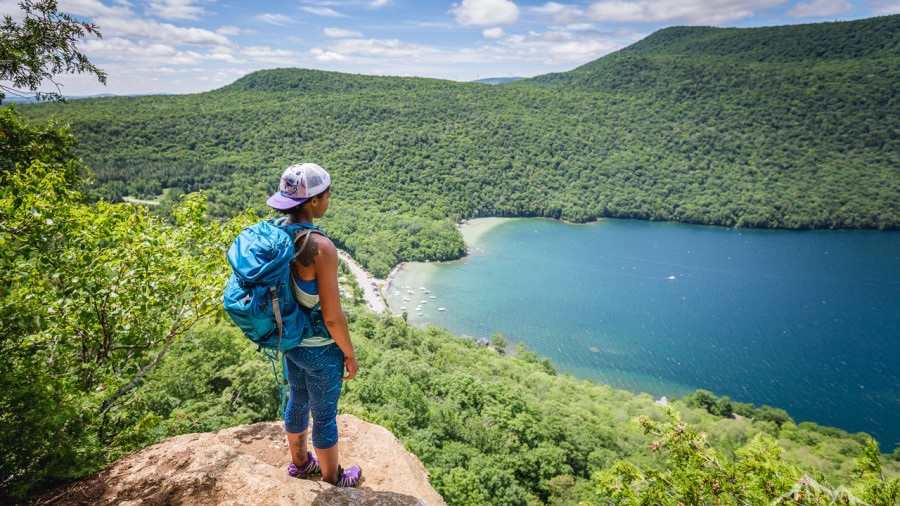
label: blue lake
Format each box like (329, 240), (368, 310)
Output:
(385, 218), (900, 448)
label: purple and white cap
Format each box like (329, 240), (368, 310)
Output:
(266, 163), (331, 210)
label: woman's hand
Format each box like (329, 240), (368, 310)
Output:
(343, 355), (359, 381)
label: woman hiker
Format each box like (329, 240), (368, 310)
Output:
(266, 162), (362, 487)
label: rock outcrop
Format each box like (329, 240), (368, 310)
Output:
(34, 415), (445, 505)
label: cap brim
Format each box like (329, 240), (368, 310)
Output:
(266, 192), (309, 210)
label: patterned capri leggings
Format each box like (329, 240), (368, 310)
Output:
(283, 342), (345, 449)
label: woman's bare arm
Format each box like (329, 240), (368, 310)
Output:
(313, 236), (358, 380)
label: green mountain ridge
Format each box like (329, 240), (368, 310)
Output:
(19, 14), (900, 278)
(598, 15), (899, 61)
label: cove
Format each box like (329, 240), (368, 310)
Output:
(385, 218), (900, 447)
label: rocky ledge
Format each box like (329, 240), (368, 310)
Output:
(34, 414), (445, 505)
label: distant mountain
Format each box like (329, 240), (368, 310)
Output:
(19, 14), (900, 276)
(518, 14), (900, 89)
(2, 93), (163, 105)
(472, 77), (526, 85)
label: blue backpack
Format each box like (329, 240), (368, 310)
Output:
(223, 218), (324, 353)
(223, 218), (326, 413)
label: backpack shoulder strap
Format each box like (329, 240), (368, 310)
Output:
(281, 222), (327, 259)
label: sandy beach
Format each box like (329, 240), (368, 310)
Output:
(457, 217), (517, 246)
(382, 218), (516, 316)
(384, 217), (515, 295)
(342, 218), (522, 317)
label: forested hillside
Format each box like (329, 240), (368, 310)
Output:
(19, 14), (900, 276)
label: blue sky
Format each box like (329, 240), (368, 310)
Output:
(2, 0), (897, 96)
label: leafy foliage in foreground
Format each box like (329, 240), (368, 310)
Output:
(0, 105), (246, 498)
(0, 0), (106, 102)
(595, 408), (900, 505)
(18, 15), (900, 275)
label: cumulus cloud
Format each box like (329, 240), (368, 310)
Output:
(541, 38), (620, 62)
(240, 46), (298, 65)
(867, 0), (900, 14)
(80, 37), (205, 64)
(583, 0), (790, 25)
(490, 27), (626, 64)
(532, 2), (583, 23)
(787, 0), (852, 16)
(57, 0), (133, 17)
(216, 25), (256, 36)
(0, 0), (22, 18)
(483, 27), (505, 38)
(217, 25), (241, 35)
(95, 16), (231, 46)
(324, 27), (364, 37)
(301, 6), (348, 17)
(310, 48), (349, 61)
(310, 38), (439, 62)
(450, 0), (520, 26)
(257, 13), (295, 25)
(206, 48), (242, 62)
(146, 0), (207, 20)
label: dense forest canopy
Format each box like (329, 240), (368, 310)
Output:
(18, 14), (900, 276)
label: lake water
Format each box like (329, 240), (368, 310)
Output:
(385, 218), (900, 448)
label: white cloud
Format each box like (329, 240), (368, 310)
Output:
(80, 38), (206, 64)
(583, 0), (647, 22)
(311, 48), (349, 61)
(95, 16), (231, 46)
(541, 38), (620, 63)
(311, 38), (439, 62)
(583, 0), (790, 25)
(301, 6), (348, 17)
(217, 25), (241, 35)
(207, 48), (241, 62)
(483, 27), (505, 38)
(867, 0), (900, 14)
(564, 22), (596, 30)
(371, 0), (391, 6)
(450, 0), (520, 26)
(533, 2), (583, 23)
(58, 0), (133, 17)
(486, 27), (626, 64)
(240, 46), (294, 57)
(147, 0), (207, 20)
(787, 0), (852, 16)
(216, 25), (256, 36)
(0, 0), (22, 18)
(240, 46), (298, 65)
(324, 27), (364, 37)
(257, 13), (295, 25)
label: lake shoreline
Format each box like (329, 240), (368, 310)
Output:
(385, 217), (515, 297)
(379, 216), (900, 447)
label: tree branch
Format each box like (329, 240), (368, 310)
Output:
(98, 326), (178, 416)
(97, 301), (189, 415)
